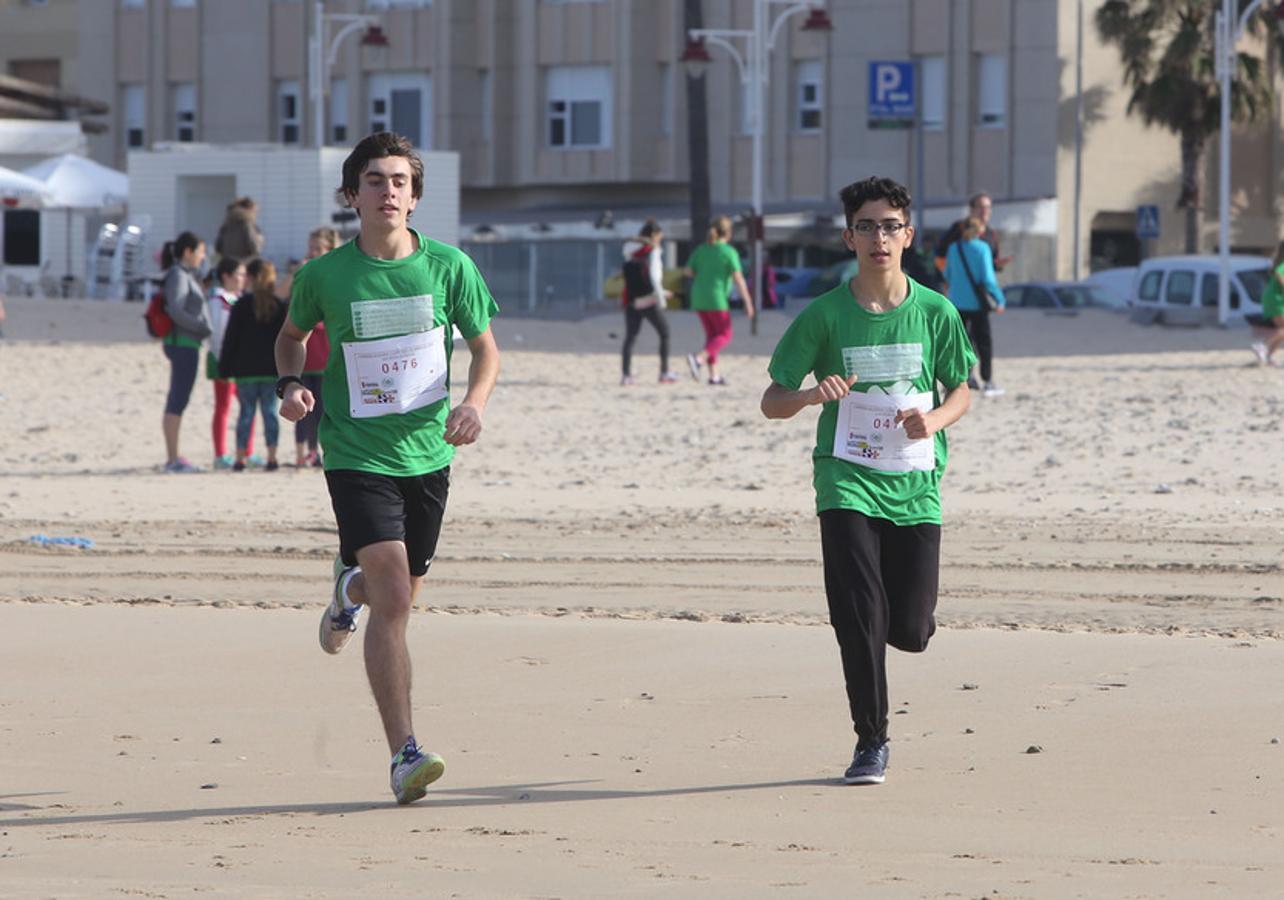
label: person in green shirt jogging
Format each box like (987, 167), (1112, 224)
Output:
(683, 216), (755, 385)
(760, 176), (975, 786)
(275, 132), (501, 805)
(1249, 240), (1284, 366)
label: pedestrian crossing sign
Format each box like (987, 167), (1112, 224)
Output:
(1136, 205), (1160, 239)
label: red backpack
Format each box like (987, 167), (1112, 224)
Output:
(143, 290), (173, 338)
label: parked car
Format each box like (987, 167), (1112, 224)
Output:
(773, 266), (821, 299)
(1081, 267), (1136, 308)
(1003, 281), (1120, 315)
(1128, 254), (1269, 324)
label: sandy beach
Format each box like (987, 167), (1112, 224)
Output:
(1, 296), (1282, 898)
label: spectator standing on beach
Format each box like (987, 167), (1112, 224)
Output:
(160, 232), (212, 473)
(683, 216), (754, 386)
(215, 197), (265, 262)
(760, 176), (974, 786)
(943, 217), (1007, 397)
(281, 226), (341, 466)
(619, 219), (678, 386)
(1250, 239), (1284, 366)
(275, 132), (500, 804)
(206, 256), (252, 469)
(219, 259), (285, 472)
(934, 191), (1012, 277)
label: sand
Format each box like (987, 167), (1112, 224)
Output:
(1, 296), (1281, 898)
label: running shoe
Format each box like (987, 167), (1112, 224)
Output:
(708, 376), (728, 386)
(390, 739), (445, 805)
(163, 457), (203, 474)
(1251, 341), (1269, 365)
(686, 353), (701, 381)
(659, 371), (679, 384)
(319, 554), (363, 655)
(265, 460), (280, 472)
(213, 454), (236, 470)
(843, 741), (889, 785)
(982, 382), (1005, 398)
(620, 374), (636, 386)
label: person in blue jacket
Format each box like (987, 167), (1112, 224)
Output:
(943, 217), (1006, 397)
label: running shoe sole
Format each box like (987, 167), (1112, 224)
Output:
(319, 555), (360, 655)
(393, 752), (446, 805)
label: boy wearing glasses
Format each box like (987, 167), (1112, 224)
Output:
(760, 177), (974, 785)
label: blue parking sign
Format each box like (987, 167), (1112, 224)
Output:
(869, 61), (915, 127)
(1136, 205), (1160, 239)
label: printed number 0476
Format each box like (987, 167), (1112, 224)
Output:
(382, 358), (418, 374)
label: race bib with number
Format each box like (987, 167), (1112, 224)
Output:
(833, 390), (935, 473)
(342, 325), (448, 418)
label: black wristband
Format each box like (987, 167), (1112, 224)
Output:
(275, 375), (305, 400)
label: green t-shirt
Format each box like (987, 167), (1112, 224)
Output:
(687, 242), (742, 312)
(1262, 261), (1284, 319)
(767, 277), (976, 525)
(288, 230), (498, 477)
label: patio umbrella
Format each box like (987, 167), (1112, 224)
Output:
(22, 154), (128, 284)
(0, 163), (49, 207)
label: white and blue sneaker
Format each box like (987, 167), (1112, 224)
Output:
(843, 741), (889, 785)
(390, 737), (445, 805)
(319, 554), (363, 655)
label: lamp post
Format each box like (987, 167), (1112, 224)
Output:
(1214, 0), (1284, 324)
(309, 1), (388, 148)
(683, 1), (831, 334)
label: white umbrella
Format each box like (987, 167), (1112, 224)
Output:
(23, 153), (128, 210)
(0, 163), (49, 207)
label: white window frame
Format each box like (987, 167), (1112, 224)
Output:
(919, 55), (946, 131)
(368, 72), (433, 149)
(795, 60), (822, 133)
(123, 84), (146, 149)
(976, 53), (1007, 128)
(278, 79), (301, 144)
(545, 65), (611, 150)
(330, 77), (349, 144)
(173, 82), (196, 142)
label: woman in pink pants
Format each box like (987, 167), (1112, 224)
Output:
(683, 216), (754, 385)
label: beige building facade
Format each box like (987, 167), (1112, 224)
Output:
(3, 0), (1283, 281)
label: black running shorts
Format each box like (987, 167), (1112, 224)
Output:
(324, 466), (450, 576)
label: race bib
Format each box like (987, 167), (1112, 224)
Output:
(342, 325), (448, 418)
(833, 390), (935, 473)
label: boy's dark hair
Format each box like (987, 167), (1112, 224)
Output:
(215, 255), (243, 280)
(338, 132), (425, 206)
(838, 177), (912, 226)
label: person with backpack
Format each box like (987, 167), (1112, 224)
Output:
(942, 217), (1006, 397)
(159, 231), (212, 473)
(219, 258), (287, 472)
(619, 219), (678, 386)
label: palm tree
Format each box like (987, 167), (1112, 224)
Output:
(1096, 0), (1272, 252)
(684, 0), (711, 250)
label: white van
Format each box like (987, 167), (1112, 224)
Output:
(1130, 255), (1270, 325)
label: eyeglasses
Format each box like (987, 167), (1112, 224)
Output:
(849, 220), (908, 237)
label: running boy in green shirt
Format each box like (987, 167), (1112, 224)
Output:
(760, 177), (975, 785)
(276, 132), (500, 804)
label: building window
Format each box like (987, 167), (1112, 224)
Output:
(660, 63), (672, 136)
(546, 65), (610, 149)
(278, 80), (301, 144)
(2, 210), (40, 267)
(173, 82), (196, 142)
(330, 77), (348, 144)
(977, 53), (1006, 128)
(368, 72), (432, 149)
(796, 60), (822, 132)
(479, 69), (492, 141)
(8, 59), (60, 88)
(123, 84), (145, 148)
(919, 56), (945, 131)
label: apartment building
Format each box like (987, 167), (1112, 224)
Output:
(4, 0), (1283, 282)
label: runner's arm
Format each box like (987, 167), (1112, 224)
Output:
(445, 327), (500, 446)
(275, 318), (314, 422)
(760, 374), (856, 420)
(898, 381), (970, 438)
(732, 270), (755, 318)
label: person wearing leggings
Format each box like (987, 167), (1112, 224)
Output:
(619, 219), (677, 385)
(206, 256), (252, 469)
(160, 232), (212, 473)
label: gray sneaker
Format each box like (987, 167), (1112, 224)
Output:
(843, 741), (889, 785)
(319, 555), (362, 655)
(390, 741), (446, 805)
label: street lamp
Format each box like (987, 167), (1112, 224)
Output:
(684, 1), (831, 334)
(1214, 0), (1284, 324)
(309, 1), (387, 148)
